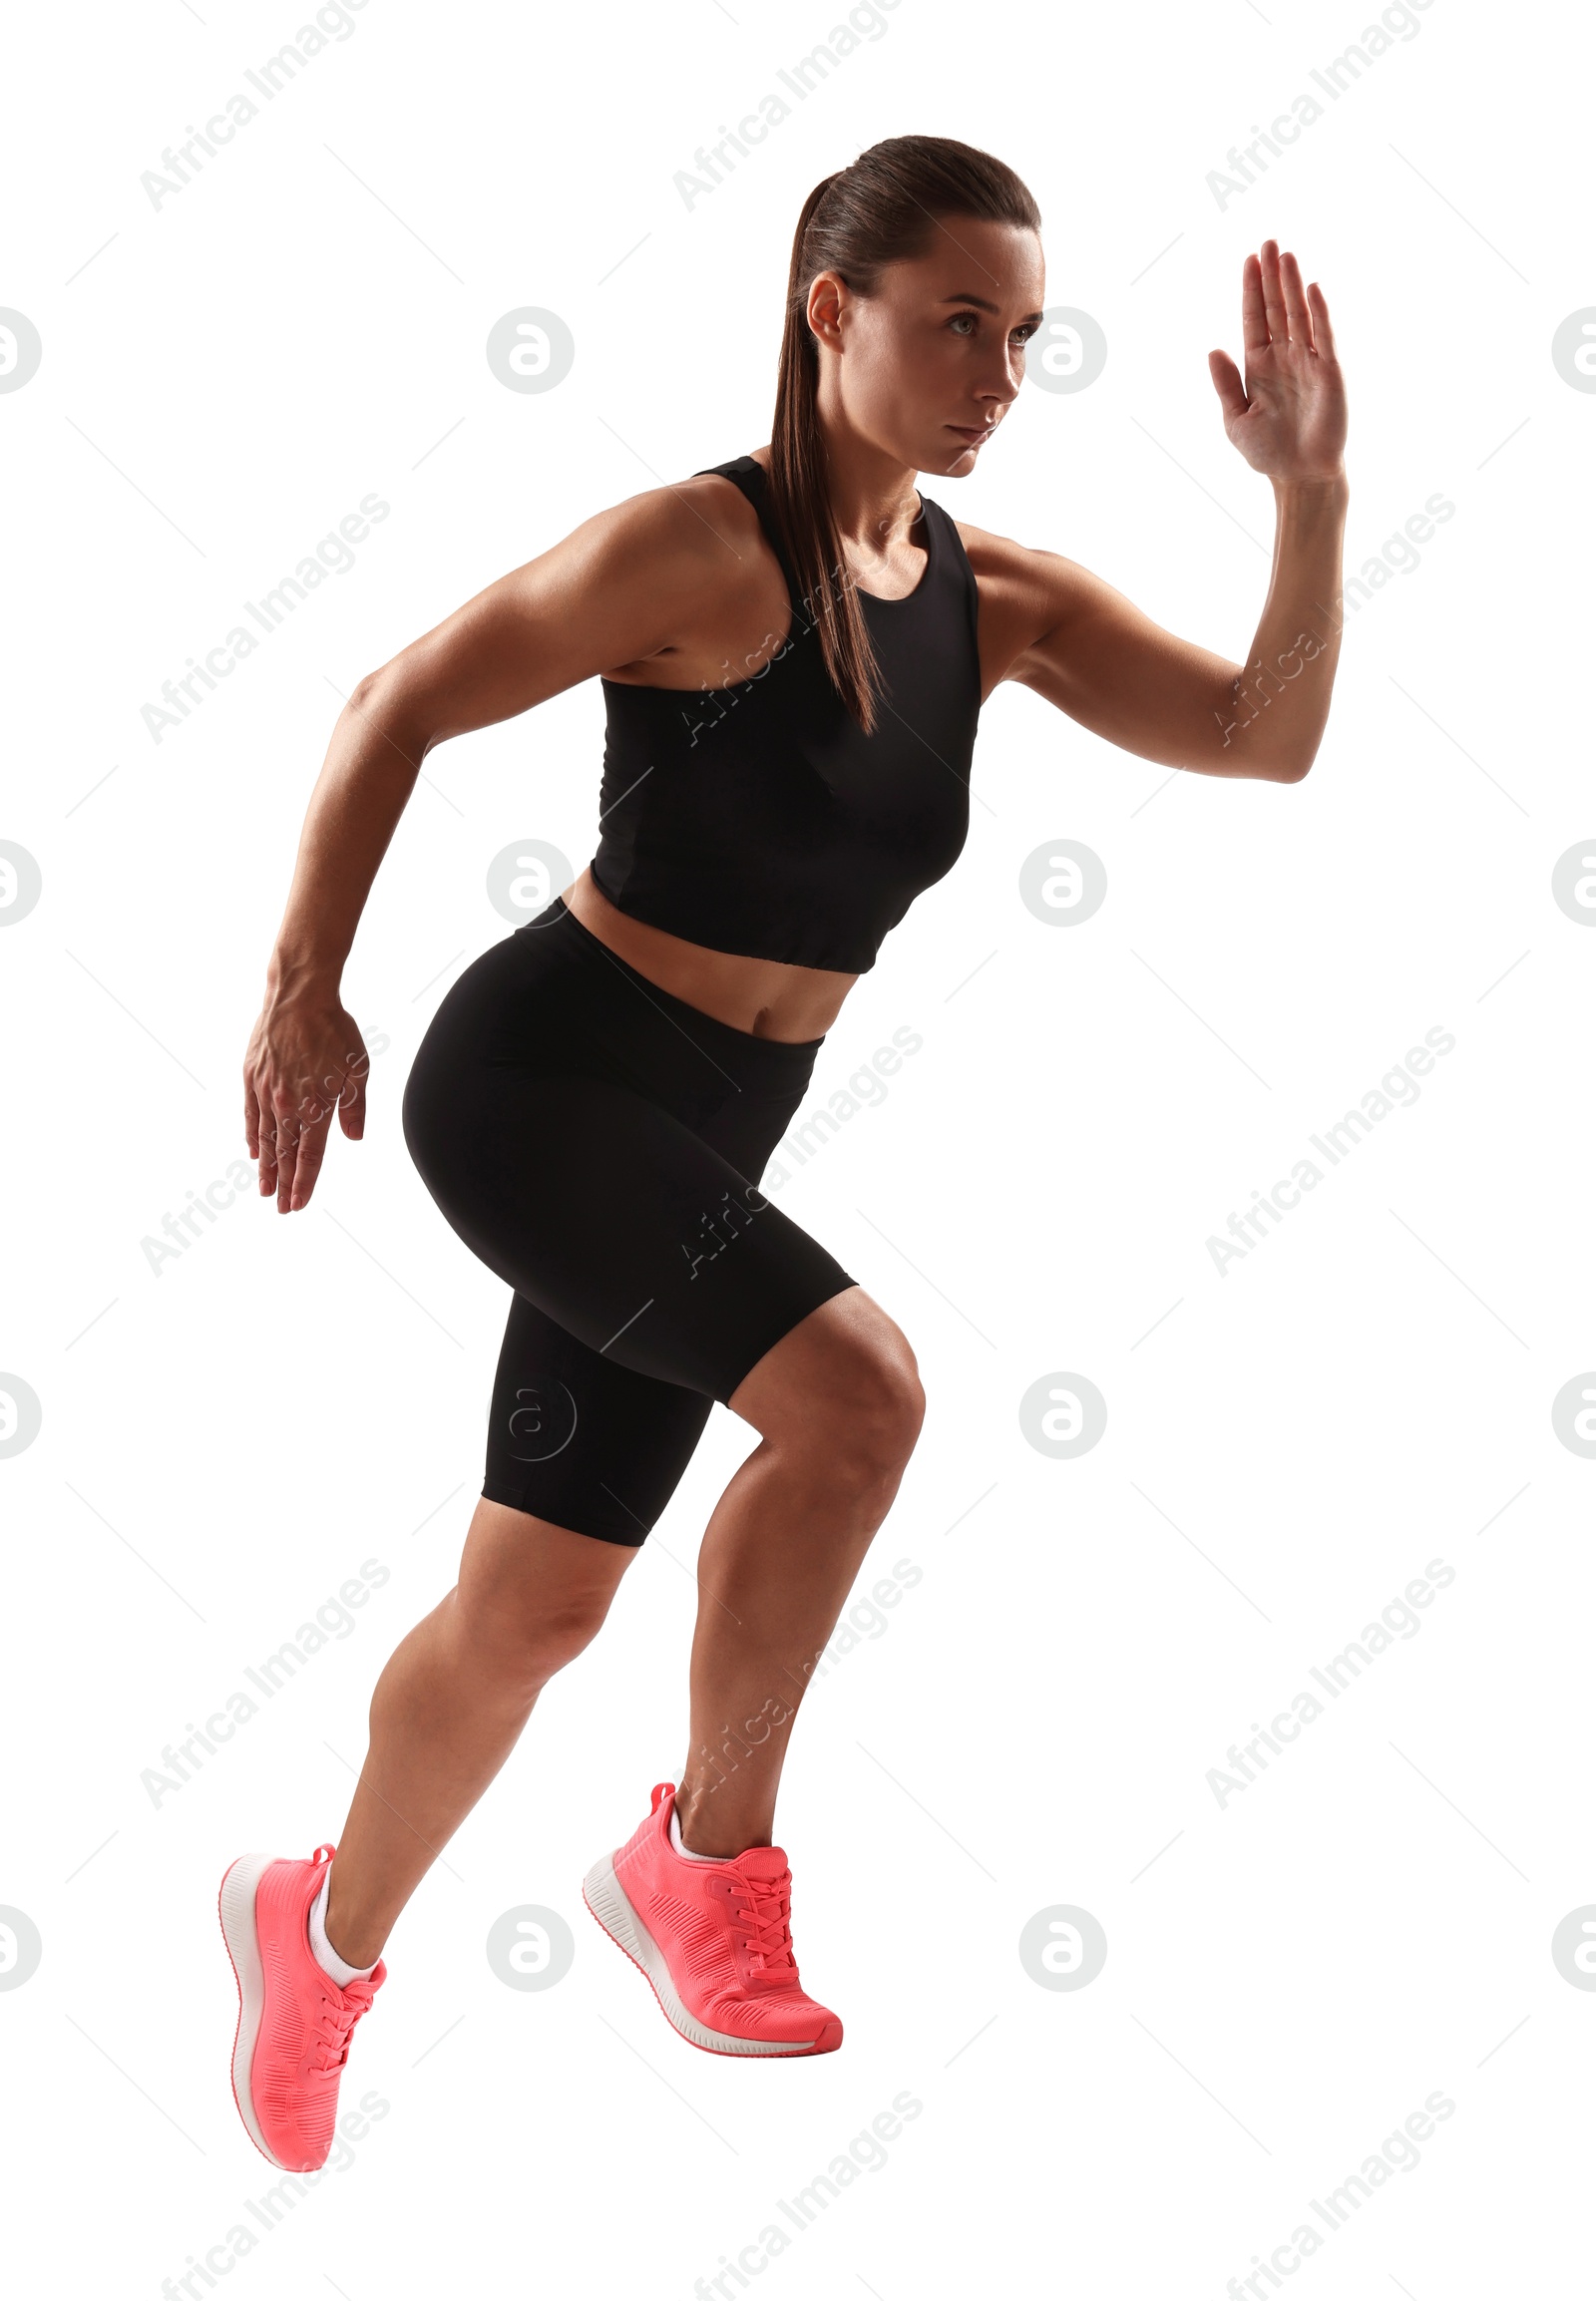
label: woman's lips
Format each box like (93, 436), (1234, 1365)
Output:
(947, 424), (994, 444)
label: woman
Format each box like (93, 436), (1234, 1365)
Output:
(220, 134), (1348, 2170)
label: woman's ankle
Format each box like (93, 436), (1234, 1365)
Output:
(322, 1867), (389, 1973)
(672, 1780), (772, 1860)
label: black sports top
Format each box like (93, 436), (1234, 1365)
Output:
(589, 454), (984, 975)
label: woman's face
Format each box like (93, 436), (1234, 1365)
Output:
(808, 216), (1046, 476)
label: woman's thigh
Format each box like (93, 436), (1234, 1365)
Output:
(481, 1288), (714, 1545)
(400, 905), (858, 1541)
(408, 1063), (855, 1405)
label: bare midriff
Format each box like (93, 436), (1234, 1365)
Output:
(561, 866), (858, 1044)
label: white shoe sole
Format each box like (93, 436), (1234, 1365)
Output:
(218, 1851), (289, 2167)
(582, 1850), (836, 2058)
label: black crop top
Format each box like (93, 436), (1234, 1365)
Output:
(589, 454), (984, 975)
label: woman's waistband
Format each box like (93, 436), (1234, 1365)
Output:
(519, 894), (829, 1086)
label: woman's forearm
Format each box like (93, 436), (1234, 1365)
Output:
(1216, 472), (1350, 777)
(265, 678), (427, 1001)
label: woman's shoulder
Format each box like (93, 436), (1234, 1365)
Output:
(948, 515), (1043, 578)
(950, 516), (1100, 608)
(575, 465), (769, 588)
(948, 515), (1119, 680)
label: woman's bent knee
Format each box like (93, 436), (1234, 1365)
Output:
(449, 1501), (634, 1684)
(839, 1353), (925, 1478)
(446, 1584), (612, 1695)
(735, 1291), (926, 1482)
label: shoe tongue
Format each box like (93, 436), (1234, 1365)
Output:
(736, 1846), (787, 1881)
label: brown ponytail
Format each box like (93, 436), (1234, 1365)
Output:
(767, 135), (1040, 734)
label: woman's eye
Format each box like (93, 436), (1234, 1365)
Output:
(950, 311), (1037, 344)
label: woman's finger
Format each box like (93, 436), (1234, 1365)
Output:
(270, 1089), (306, 1212)
(1208, 346), (1248, 422)
(338, 1053), (369, 1142)
(246, 1005), (366, 1211)
(1239, 250), (1270, 358)
(1280, 248), (1313, 348)
(255, 1098), (277, 1194)
(1307, 280), (1337, 359)
(285, 1098), (332, 1210)
(1257, 238), (1288, 348)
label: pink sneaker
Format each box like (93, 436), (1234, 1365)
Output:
(583, 1781), (842, 2058)
(218, 1843), (385, 2169)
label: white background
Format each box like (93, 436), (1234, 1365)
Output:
(2, 0), (1590, 2293)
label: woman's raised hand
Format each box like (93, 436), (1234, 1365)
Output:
(1209, 239), (1347, 484)
(243, 991), (370, 1213)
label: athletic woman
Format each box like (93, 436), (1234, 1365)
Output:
(220, 136), (1349, 2170)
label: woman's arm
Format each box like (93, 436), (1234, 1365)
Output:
(967, 238), (1350, 782)
(246, 483), (743, 1214)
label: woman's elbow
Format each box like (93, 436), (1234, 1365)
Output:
(1273, 742), (1320, 785)
(345, 663), (435, 759)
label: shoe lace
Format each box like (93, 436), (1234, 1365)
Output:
(305, 1844), (369, 2075)
(729, 1868), (797, 1980)
(309, 1987), (369, 2074)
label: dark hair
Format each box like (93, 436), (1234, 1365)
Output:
(769, 136), (1041, 733)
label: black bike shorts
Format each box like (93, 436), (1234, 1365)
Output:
(400, 893), (858, 1546)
